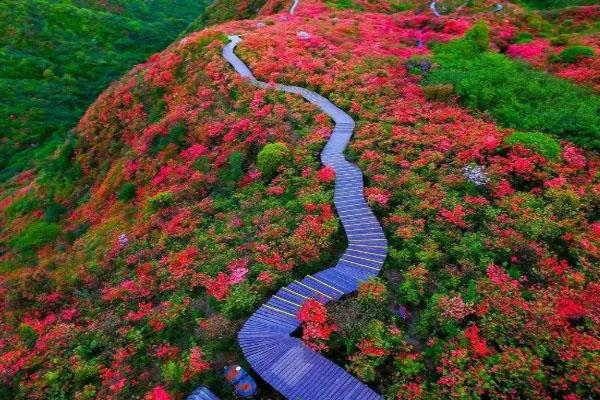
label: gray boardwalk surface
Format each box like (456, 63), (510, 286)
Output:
(223, 35), (387, 400)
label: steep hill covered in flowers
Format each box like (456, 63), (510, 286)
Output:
(0, 1), (599, 399)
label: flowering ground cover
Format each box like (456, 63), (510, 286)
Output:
(0, 0), (599, 399)
(232, 2), (600, 398)
(481, 4), (600, 92)
(0, 29), (342, 399)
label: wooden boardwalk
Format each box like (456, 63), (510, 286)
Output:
(223, 35), (387, 400)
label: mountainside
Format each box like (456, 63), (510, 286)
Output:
(0, 0), (211, 181)
(1, 1), (599, 399)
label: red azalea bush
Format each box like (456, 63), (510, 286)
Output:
(297, 298), (337, 352)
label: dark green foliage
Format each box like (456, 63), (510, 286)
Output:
(0, 0), (210, 181)
(326, 0), (363, 10)
(146, 191), (174, 213)
(43, 201), (66, 223)
(514, 31), (534, 44)
(18, 324), (39, 349)
(555, 45), (595, 64)
(424, 27), (600, 150)
(222, 151), (244, 183)
(221, 282), (260, 319)
(184, 0), (267, 32)
(117, 182), (137, 202)
(4, 194), (40, 219)
(9, 221), (61, 252)
(150, 122), (189, 155)
(505, 132), (562, 160)
(550, 35), (569, 46)
(257, 142), (290, 179)
(516, 0), (597, 9)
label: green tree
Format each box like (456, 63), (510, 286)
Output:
(257, 142), (290, 179)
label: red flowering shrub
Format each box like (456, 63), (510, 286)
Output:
(297, 298), (337, 351)
(316, 165), (335, 183)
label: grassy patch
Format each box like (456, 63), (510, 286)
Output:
(516, 0), (598, 9)
(505, 132), (562, 160)
(424, 25), (600, 150)
(9, 221), (61, 253)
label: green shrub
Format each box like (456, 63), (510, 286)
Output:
(4, 194), (40, 219)
(43, 202), (66, 223)
(326, 0), (362, 10)
(219, 151), (244, 184)
(465, 21), (490, 52)
(257, 142), (290, 179)
(556, 45), (595, 64)
(18, 324), (39, 349)
(162, 360), (184, 384)
(550, 35), (569, 46)
(505, 132), (562, 160)
(117, 182), (137, 202)
(514, 31), (534, 44)
(221, 282), (260, 320)
(150, 122), (188, 155)
(146, 191), (174, 213)
(10, 221), (61, 252)
(425, 34), (600, 150)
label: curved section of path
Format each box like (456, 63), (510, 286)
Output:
(430, 1), (442, 17)
(289, 0), (300, 15)
(223, 35), (387, 400)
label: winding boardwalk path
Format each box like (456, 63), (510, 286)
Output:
(289, 0), (300, 15)
(430, 1), (442, 17)
(224, 35), (387, 400)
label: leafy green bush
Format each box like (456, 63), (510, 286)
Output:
(218, 151), (244, 185)
(146, 191), (174, 213)
(4, 194), (40, 219)
(555, 45), (595, 64)
(326, 0), (362, 10)
(117, 183), (137, 202)
(424, 26), (600, 150)
(257, 142), (290, 178)
(514, 31), (534, 44)
(505, 132), (562, 160)
(9, 221), (61, 252)
(43, 202), (66, 223)
(550, 35), (569, 47)
(149, 123), (188, 155)
(221, 283), (260, 319)
(465, 21), (490, 52)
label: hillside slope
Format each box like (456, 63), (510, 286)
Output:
(0, 0), (211, 181)
(0, 1), (599, 399)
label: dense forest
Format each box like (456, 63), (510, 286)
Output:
(0, 0), (211, 182)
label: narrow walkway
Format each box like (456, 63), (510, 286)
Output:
(430, 1), (442, 17)
(223, 36), (387, 400)
(289, 0), (300, 15)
